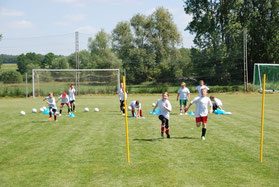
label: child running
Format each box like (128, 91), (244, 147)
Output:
(69, 84), (76, 112)
(185, 88), (213, 140)
(130, 100), (143, 118)
(177, 82), (190, 115)
(43, 92), (58, 122)
(196, 80), (209, 97)
(56, 92), (71, 116)
(153, 92), (172, 138)
(117, 83), (128, 115)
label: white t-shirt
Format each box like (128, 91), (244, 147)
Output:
(190, 96), (212, 117)
(45, 96), (57, 109)
(177, 87), (190, 100)
(214, 98), (222, 107)
(117, 88), (127, 101)
(196, 85), (209, 97)
(58, 95), (70, 104)
(157, 99), (172, 120)
(130, 101), (141, 110)
(69, 88), (75, 101)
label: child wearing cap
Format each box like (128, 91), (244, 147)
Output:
(57, 92), (71, 116)
(69, 84), (76, 112)
(153, 92), (172, 138)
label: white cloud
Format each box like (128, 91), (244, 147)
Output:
(52, 0), (85, 7)
(75, 25), (96, 34)
(7, 20), (34, 29)
(0, 8), (24, 18)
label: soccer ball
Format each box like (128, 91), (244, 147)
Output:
(84, 107), (89, 112)
(42, 106), (47, 110)
(128, 106), (132, 111)
(152, 103), (156, 107)
(20, 111), (25, 115)
(32, 108), (37, 113)
(94, 108), (99, 112)
(39, 108), (44, 112)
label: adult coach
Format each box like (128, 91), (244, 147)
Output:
(196, 80), (209, 97)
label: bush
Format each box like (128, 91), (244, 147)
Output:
(1, 70), (23, 84)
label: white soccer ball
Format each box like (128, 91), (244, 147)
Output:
(94, 108), (99, 112)
(128, 106), (132, 111)
(152, 103), (156, 107)
(32, 108), (37, 113)
(20, 111), (25, 115)
(84, 107), (89, 112)
(42, 106), (47, 110)
(39, 108), (44, 112)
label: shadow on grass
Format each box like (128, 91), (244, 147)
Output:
(133, 136), (198, 141)
(133, 138), (162, 142)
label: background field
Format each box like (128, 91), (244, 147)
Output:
(0, 93), (278, 186)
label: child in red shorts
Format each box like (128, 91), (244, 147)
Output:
(185, 88), (213, 140)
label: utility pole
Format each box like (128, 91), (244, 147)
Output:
(75, 31), (80, 95)
(243, 28), (248, 92)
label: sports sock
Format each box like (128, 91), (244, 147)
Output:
(60, 109), (62, 114)
(68, 108), (70, 113)
(73, 105), (75, 111)
(54, 115), (57, 120)
(202, 128), (207, 136)
(166, 129), (169, 135)
(49, 111), (52, 117)
(140, 109), (143, 117)
(161, 124), (165, 133)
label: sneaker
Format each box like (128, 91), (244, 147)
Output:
(167, 134), (170, 138)
(161, 132), (164, 138)
(180, 113), (183, 115)
(185, 112), (188, 115)
(201, 136), (205, 140)
(59, 114), (62, 116)
(55, 120), (58, 122)
(48, 117), (52, 121)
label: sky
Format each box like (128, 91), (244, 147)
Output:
(0, 0), (194, 55)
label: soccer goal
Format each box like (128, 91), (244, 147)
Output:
(32, 69), (120, 97)
(253, 63), (279, 92)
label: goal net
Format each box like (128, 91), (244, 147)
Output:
(32, 69), (120, 97)
(253, 64), (279, 91)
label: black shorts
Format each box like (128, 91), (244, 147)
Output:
(49, 107), (57, 113)
(70, 100), (75, 104)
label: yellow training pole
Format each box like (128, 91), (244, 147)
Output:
(260, 74), (266, 163)
(123, 75), (130, 163)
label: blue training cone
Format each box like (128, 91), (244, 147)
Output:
(43, 109), (50, 115)
(189, 111), (195, 115)
(69, 113), (75, 117)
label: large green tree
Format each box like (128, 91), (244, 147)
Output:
(88, 30), (122, 69)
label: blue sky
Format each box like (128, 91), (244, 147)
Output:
(0, 0), (194, 55)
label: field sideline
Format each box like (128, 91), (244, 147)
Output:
(0, 93), (278, 186)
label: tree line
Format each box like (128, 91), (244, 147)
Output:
(1, 2), (278, 85)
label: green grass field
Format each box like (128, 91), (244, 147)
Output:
(0, 93), (278, 186)
(1, 63), (18, 72)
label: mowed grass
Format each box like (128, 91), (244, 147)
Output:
(0, 93), (278, 186)
(1, 63), (18, 72)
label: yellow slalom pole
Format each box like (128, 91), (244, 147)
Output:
(260, 74), (266, 163)
(123, 75), (130, 163)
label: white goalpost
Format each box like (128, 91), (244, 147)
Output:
(32, 69), (120, 97)
(253, 63), (279, 92)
